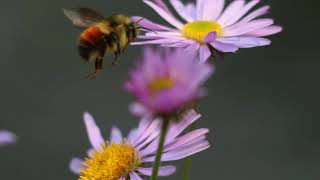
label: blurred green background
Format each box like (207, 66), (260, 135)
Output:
(0, 0), (319, 179)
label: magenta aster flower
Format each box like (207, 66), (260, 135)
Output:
(69, 111), (210, 180)
(0, 130), (17, 146)
(124, 47), (213, 117)
(132, 0), (282, 62)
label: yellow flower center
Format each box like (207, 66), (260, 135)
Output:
(148, 78), (174, 93)
(80, 142), (141, 180)
(182, 21), (223, 43)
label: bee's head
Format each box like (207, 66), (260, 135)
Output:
(127, 22), (139, 41)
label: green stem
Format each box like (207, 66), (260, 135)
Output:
(150, 118), (170, 180)
(181, 123), (196, 180)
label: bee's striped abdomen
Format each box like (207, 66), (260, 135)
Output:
(80, 26), (104, 46)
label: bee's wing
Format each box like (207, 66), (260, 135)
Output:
(63, 8), (104, 28)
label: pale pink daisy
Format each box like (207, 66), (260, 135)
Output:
(132, 0), (282, 62)
(70, 111), (210, 180)
(125, 47), (213, 118)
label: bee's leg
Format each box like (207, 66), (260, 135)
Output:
(112, 52), (119, 66)
(86, 58), (103, 79)
(112, 42), (121, 65)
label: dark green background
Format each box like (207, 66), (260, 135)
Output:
(0, 0), (319, 179)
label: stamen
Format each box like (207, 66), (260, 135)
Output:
(79, 141), (141, 180)
(182, 21), (223, 43)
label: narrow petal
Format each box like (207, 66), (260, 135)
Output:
(218, 0), (245, 26)
(131, 38), (183, 46)
(223, 0), (260, 27)
(224, 18), (274, 37)
(127, 128), (138, 143)
(133, 119), (161, 147)
(83, 112), (104, 150)
(161, 141), (210, 161)
(110, 126), (123, 144)
(169, 0), (195, 22)
(143, 141), (210, 162)
(69, 158), (84, 175)
(137, 165), (176, 176)
(246, 25), (283, 37)
(234, 5), (270, 26)
(199, 45), (211, 63)
(129, 172), (143, 180)
(131, 16), (173, 31)
(164, 128), (209, 152)
(218, 36), (271, 48)
(143, 0), (184, 29)
(119, 176), (126, 180)
(210, 41), (239, 52)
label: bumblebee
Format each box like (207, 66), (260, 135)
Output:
(63, 8), (140, 79)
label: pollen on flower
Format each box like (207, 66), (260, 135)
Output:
(182, 21), (223, 43)
(148, 78), (174, 93)
(79, 142), (141, 180)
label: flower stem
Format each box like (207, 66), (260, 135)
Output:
(150, 118), (170, 180)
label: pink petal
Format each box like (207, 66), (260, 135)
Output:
(169, 0), (195, 22)
(110, 126), (123, 144)
(83, 112), (104, 150)
(218, 0), (245, 27)
(143, 0), (184, 29)
(119, 176), (126, 180)
(218, 36), (271, 48)
(164, 128), (209, 152)
(131, 16), (173, 31)
(133, 119), (161, 147)
(131, 38), (183, 46)
(129, 102), (150, 117)
(137, 165), (176, 176)
(246, 25), (283, 37)
(224, 18), (274, 37)
(69, 158), (84, 175)
(223, 0), (260, 27)
(143, 140), (210, 162)
(199, 45), (211, 63)
(127, 128), (138, 143)
(0, 130), (17, 146)
(210, 41), (239, 52)
(129, 172), (143, 180)
(204, 32), (217, 43)
(232, 5), (270, 27)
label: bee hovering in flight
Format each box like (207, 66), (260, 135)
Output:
(63, 8), (143, 79)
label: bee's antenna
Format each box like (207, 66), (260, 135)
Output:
(134, 17), (145, 24)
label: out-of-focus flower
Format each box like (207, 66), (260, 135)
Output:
(124, 47), (213, 117)
(0, 130), (17, 146)
(132, 0), (282, 62)
(70, 111), (210, 180)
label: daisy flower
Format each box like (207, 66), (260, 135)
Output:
(132, 0), (282, 62)
(124, 47), (213, 117)
(69, 111), (210, 180)
(0, 130), (17, 146)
